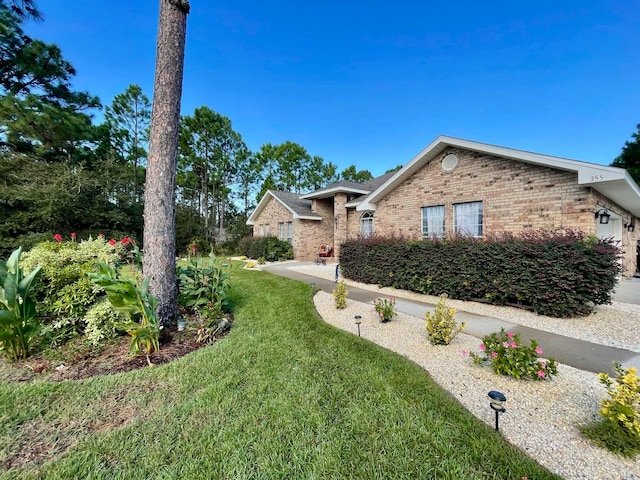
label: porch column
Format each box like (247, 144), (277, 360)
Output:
(334, 193), (348, 260)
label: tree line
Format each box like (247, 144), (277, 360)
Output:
(0, 1), (373, 256)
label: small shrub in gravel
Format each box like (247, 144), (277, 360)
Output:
(425, 294), (465, 345)
(584, 362), (640, 456)
(469, 328), (558, 380)
(333, 281), (348, 309)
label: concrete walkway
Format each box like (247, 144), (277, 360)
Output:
(263, 262), (640, 375)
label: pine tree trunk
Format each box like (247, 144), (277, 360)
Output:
(143, 0), (190, 327)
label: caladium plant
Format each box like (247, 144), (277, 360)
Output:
(0, 247), (43, 360)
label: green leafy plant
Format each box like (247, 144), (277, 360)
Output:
(333, 280), (348, 309)
(88, 262), (159, 361)
(178, 255), (231, 343)
(374, 297), (396, 322)
(469, 328), (557, 380)
(0, 247), (43, 360)
(425, 294), (465, 345)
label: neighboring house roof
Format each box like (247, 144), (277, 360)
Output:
(246, 190), (321, 225)
(357, 135), (640, 217)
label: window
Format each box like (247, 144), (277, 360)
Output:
(278, 222), (285, 241)
(286, 221), (293, 244)
(422, 205), (445, 238)
(259, 224), (264, 237)
(264, 223), (270, 236)
(454, 201), (483, 237)
(360, 212), (374, 238)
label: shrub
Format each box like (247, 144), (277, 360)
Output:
(339, 230), (621, 318)
(469, 328), (558, 380)
(21, 237), (124, 336)
(333, 280), (348, 309)
(374, 297), (397, 322)
(599, 362), (640, 441)
(83, 297), (126, 346)
(238, 236), (293, 262)
(425, 294), (465, 345)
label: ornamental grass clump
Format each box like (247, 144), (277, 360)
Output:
(425, 294), (465, 345)
(333, 280), (348, 309)
(469, 328), (557, 380)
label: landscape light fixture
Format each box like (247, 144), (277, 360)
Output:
(625, 222), (635, 232)
(177, 319), (187, 344)
(595, 209), (610, 224)
(355, 315), (362, 336)
(310, 282), (316, 295)
(488, 390), (506, 432)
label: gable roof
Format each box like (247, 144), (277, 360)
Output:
(300, 171), (397, 202)
(357, 135), (640, 217)
(246, 190), (321, 225)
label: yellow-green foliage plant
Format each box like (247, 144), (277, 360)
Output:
(333, 280), (348, 309)
(599, 362), (640, 440)
(425, 294), (466, 345)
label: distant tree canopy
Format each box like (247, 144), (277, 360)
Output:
(340, 165), (373, 182)
(612, 124), (640, 184)
(0, 1), (377, 257)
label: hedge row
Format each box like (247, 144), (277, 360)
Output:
(339, 230), (622, 318)
(238, 236), (293, 262)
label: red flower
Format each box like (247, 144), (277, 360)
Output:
(70, 232), (76, 240)
(53, 233), (62, 242)
(108, 239), (116, 246)
(121, 237), (131, 246)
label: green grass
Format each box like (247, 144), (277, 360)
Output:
(0, 265), (561, 479)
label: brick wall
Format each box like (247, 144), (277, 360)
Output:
(370, 148), (638, 275)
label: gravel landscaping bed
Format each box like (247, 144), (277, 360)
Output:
(297, 263), (640, 480)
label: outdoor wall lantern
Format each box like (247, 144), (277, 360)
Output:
(625, 222), (635, 232)
(355, 315), (362, 336)
(488, 390), (506, 432)
(595, 209), (611, 224)
(177, 319), (187, 344)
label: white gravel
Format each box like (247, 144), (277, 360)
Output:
(293, 263), (640, 480)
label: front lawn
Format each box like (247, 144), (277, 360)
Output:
(0, 265), (559, 479)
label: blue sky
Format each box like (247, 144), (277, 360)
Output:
(30, 1), (640, 176)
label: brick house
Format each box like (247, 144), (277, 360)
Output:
(247, 136), (640, 275)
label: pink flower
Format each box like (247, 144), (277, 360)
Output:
(507, 331), (514, 339)
(108, 239), (116, 246)
(461, 349), (469, 357)
(537, 370), (546, 378)
(540, 361), (546, 369)
(53, 233), (62, 242)
(121, 237), (131, 246)
(535, 346), (543, 355)
(98, 233), (104, 238)
(491, 352), (498, 359)
(479, 344), (486, 351)
(70, 232), (76, 240)
(510, 341), (518, 348)
(503, 341), (510, 348)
